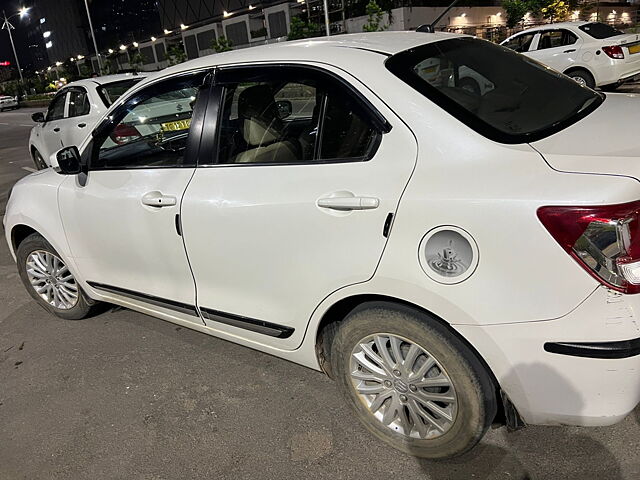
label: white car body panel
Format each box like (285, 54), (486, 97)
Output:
(532, 93), (640, 177)
(502, 22), (640, 87)
(5, 32), (640, 430)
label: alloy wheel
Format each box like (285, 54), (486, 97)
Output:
(26, 250), (79, 310)
(349, 333), (457, 440)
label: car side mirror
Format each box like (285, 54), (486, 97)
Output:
(276, 100), (292, 119)
(32, 111), (45, 123)
(53, 146), (82, 175)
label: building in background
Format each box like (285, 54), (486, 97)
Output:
(91, 0), (162, 50)
(32, 0), (89, 64)
(22, 11), (49, 71)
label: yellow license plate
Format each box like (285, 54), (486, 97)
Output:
(629, 44), (640, 54)
(161, 118), (191, 132)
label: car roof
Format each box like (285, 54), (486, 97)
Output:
(64, 73), (146, 89)
(133, 31), (464, 88)
(521, 21), (590, 31)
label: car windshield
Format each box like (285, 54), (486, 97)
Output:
(578, 22), (625, 39)
(386, 37), (603, 143)
(97, 78), (144, 106)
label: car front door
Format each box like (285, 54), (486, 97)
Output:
(527, 29), (581, 72)
(58, 71), (210, 325)
(180, 64), (418, 349)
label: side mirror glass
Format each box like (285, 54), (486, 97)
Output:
(276, 100), (292, 119)
(31, 111), (45, 123)
(55, 146), (82, 175)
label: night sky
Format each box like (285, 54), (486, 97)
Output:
(0, 0), (32, 66)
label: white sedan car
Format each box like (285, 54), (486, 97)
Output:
(5, 32), (640, 458)
(0, 94), (19, 111)
(501, 21), (640, 89)
(28, 73), (145, 169)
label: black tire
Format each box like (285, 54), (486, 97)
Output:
(566, 69), (595, 89)
(459, 77), (481, 96)
(16, 233), (94, 320)
(331, 302), (496, 459)
(32, 148), (47, 170)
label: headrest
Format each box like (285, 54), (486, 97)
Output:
(238, 85), (281, 147)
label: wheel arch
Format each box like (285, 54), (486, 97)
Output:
(11, 224), (39, 252)
(563, 65), (597, 84)
(314, 293), (513, 426)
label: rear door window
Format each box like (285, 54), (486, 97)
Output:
(537, 30), (578, 50)
(213, 66), (383, 165)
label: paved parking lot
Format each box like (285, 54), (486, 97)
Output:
(1, 106), (640, 480)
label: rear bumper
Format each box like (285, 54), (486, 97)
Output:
(455, 286), (640, 427)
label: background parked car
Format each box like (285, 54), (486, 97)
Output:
(28, 73), (145, 170)
(0, 95), (19, 111)
(501, 21), (640, 89)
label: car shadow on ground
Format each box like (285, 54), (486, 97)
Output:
(417, 363), (624, 480)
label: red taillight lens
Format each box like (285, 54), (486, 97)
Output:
(602, 45), (625, 59)
(538, 201), (640, 294)
(110, 124), (141, 145)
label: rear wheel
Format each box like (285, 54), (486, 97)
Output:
(566, 69), (595, 89)
(331, 302), (497, 459)
(16, 233), (94, 320)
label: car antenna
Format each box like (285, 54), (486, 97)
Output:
(416, 0), (461, 33)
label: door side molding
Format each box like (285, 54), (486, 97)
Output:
(200, 306), (295, 339)
(87, 281), (199, 317)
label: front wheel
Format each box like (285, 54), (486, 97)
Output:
(16, 233), (94, 320)
(331, 302), (497, 459)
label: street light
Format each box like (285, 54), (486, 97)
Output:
(1, 7), (29, 93)
(83, 0), (103, 75)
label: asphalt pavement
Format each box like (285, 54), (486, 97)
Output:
(2, 107), (640, 480)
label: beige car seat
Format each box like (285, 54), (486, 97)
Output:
(234, 85), (299, 164)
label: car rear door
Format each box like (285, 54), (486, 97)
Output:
(527, 29), (582, 73)
(180, 64), (418, 350)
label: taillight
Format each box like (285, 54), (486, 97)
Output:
(602, 45), (625, 59)
(538, 201), (640, 294)
(110, 124), (141, 145)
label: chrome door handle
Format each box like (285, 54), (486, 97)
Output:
(317, 196), (379, 211)
(141, 191), (177, 207)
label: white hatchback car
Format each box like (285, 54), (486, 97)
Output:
(501, 21), (640, 89)
(29, 73), (145, 169)
(0, 94), (19, 111)
(5, 32), (640, 459)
